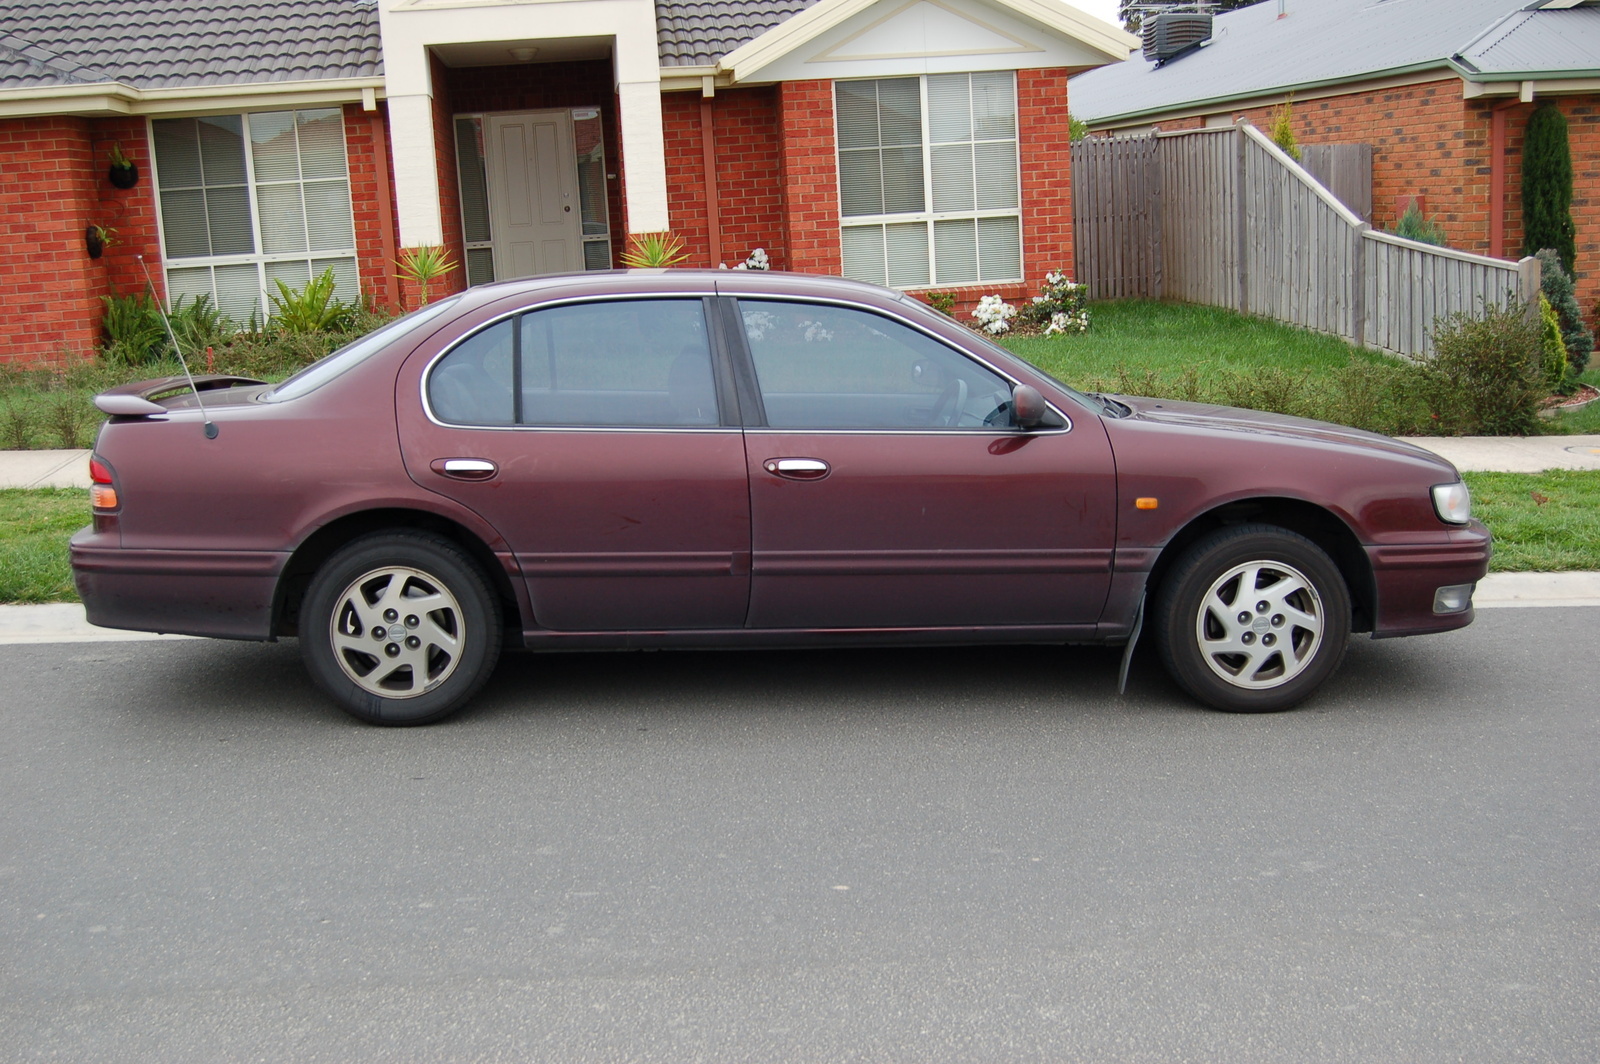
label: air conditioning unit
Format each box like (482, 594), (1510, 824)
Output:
(1143, 13), (1213, 63)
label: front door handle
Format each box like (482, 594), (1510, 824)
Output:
(763, 457), (830, 481)
(430, 458), (498, 481)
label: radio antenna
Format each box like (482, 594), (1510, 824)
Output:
(138, 254), (218, 439)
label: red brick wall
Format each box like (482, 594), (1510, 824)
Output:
(662, 87), (786, 269)
(343, 103), (400, 311)
(0, 117), (111, 363)
(87, 117), (162, 307)
(1020, 68), (1075, 288)
(776, 79), (842, 276)
(1473, 95), (1600, 318)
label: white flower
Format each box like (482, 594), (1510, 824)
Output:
(972, 294), (1016, 335)
(745, 247), (770, 270)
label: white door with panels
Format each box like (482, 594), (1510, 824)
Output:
(485, 111), (583, 279)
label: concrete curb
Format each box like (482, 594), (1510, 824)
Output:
(2, 572), (1596, 646)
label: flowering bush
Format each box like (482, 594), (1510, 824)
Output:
(1022, 270), (1090, 334)
(972, 294), (1016, 335)
(720, 247), (771, 271)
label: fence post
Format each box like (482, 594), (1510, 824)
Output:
(1352, 225), (1369, 349)
(1517, 255), (1542, 321)
(1235, 122), (1249, 315)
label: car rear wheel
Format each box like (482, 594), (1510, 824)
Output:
(300, 532), (501, 725)
(1153, 524), (1350, 713)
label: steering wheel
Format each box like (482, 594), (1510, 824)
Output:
(929, 378), (968, 427)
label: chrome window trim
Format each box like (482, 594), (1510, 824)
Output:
(420, 291), (727, 431)
(724, 293), (1072, 434)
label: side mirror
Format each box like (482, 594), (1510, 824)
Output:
(1012, 384), (1047, 429)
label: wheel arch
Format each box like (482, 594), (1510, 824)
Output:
(272, 508), (523, 639)
(1147, 497), (1376, 633)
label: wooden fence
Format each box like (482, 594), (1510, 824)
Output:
(1071, 123), (1540, 357)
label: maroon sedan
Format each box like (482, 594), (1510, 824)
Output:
(72, 271), (1489, 725)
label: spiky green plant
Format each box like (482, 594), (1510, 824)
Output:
(396, 245), (458, 306)
(620, 231), (689, 269)
(268, 269), (353, 334)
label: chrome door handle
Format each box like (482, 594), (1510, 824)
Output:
(763, 458), (830, 481)
(430, 458), (498, 481)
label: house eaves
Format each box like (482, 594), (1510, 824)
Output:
(0, 77), (387, 119)
(1449, 6), (1600, 82)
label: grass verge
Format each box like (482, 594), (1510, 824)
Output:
(2, 474), (1594, 605)
(0, 488), (87, 603)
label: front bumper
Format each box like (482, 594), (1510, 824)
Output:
(70, 527), (287, 641)
(1365, 520), (1492, 638)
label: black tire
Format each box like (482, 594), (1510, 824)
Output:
(300, 531), (502, 725)
(1152, 524), (1351, 713)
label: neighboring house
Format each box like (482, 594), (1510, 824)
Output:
(1070, 0), (1600, 317)
(0, 0), (1135, 363)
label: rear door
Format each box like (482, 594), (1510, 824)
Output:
(396, 295), (750, 631)
(727, 297), (1116, 630)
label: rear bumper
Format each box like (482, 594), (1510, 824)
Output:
(1366, 521), (1492, 638)
(70, 528), (286, 641)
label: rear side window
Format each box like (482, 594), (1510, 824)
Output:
(427, 299), (719, 427)
(738, 299), (1015, 430)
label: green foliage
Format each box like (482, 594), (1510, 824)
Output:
(1462, 471), (1600, 572)
(1535, 249), (1592, 375)
(1019, 270), (1090, 333)
(1391, 201), (1446, 246)
(396, 245), (458, 306)
(269, 269), (354, 335)
(1268, 98), (1301, 162)
(167, 293), (233, 358)
(99, 290), (169, 366)
(1068, 113), (1089, 142)
(620, 231), (689, 269)
(0, 488), (87, 603)
(2, 402), (34, 449)
(1538, 294), (1570, 391)
(1522, 103), (1576, 275)
(922, 291), (957, 316)
(1421, 302), (1546, 436)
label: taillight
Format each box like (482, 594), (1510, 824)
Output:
(89, 455), (118, 510)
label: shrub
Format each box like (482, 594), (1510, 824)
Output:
(1535, 249), (1592, 375)
(47, 396), (88, 449)
(1068, 113), (1089, 142)
(1021, 271), (1090, 334)
(2, 403), (34, 449)
(396, 245), (458, 306)
(168, 293), (233, 358)
(1538, 294), (1570, 391)
(100, 290), (169, 366)
(1268, 97), (1301, 162)
(972, 295), (1016, 335)
(620, 232), (688, 269)
(1392, 201), (1446, 246)
(1522, 103), (1576, 275)
(921, 291), (957, 317)
(1421, 302), (1545, 436)
(269, 269), (353, 334)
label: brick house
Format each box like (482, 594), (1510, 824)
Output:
(0, 0), (1135, 364)
(1070, 0), (1600, 319)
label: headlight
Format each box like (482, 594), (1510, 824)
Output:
(1431, 481), (1471, 524)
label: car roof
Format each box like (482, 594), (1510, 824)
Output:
(444, 269), (913, 315)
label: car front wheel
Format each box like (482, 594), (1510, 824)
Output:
(1153, 524), (1351, 713)
(300, 531), (501, 725)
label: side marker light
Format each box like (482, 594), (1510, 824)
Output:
(1135, 497), (1159, 510)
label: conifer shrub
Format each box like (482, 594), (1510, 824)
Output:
(1522, 103), (1577, 275)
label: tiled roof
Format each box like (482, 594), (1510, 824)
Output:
(1070, 0), (1564, 125)
(0, 0), (382, 91)
(657, 0), (823, 66)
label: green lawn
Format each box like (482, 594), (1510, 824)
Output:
(4, 474), (1594, 605)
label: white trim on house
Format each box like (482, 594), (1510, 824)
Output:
(0, 78), (387, 119)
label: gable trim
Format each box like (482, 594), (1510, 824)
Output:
(809, 0), (1044, 63)
(719, 0), (1134, 83)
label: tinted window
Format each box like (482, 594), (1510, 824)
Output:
(520, 300), (717, 426)
(739, 300), (1015, 429)
(427, 299), (719, 428)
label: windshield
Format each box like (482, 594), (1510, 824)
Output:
(265, 297), (462, 402)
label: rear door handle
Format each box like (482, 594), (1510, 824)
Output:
(763, 458), (830, 481)
(430, 458), (498, 481)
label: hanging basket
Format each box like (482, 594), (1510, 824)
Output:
(108, 162), (139, 189)
(85, 226), (105, 259)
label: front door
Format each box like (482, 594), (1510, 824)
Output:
(485, 111), (583, 279)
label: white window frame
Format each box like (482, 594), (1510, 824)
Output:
(147, 109), (360, 324)
(836, 72), (1024, 290)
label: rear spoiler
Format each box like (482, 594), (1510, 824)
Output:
(93, 374), (265, 417)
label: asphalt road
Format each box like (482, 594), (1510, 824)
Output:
(2, 609), (1597, 1063)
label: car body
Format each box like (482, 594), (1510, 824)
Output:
(72, 270), (1490, 724)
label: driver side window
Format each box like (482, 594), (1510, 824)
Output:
(738, 300), (1015, 430)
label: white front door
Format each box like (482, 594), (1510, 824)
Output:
(485, 111), (583, 279)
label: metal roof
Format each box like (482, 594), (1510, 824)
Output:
(1454, 6), (1600, 79)
(656, 0), (824, 67)
(1069, 0), (1589, 125)
(0, 0), (383, 91)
